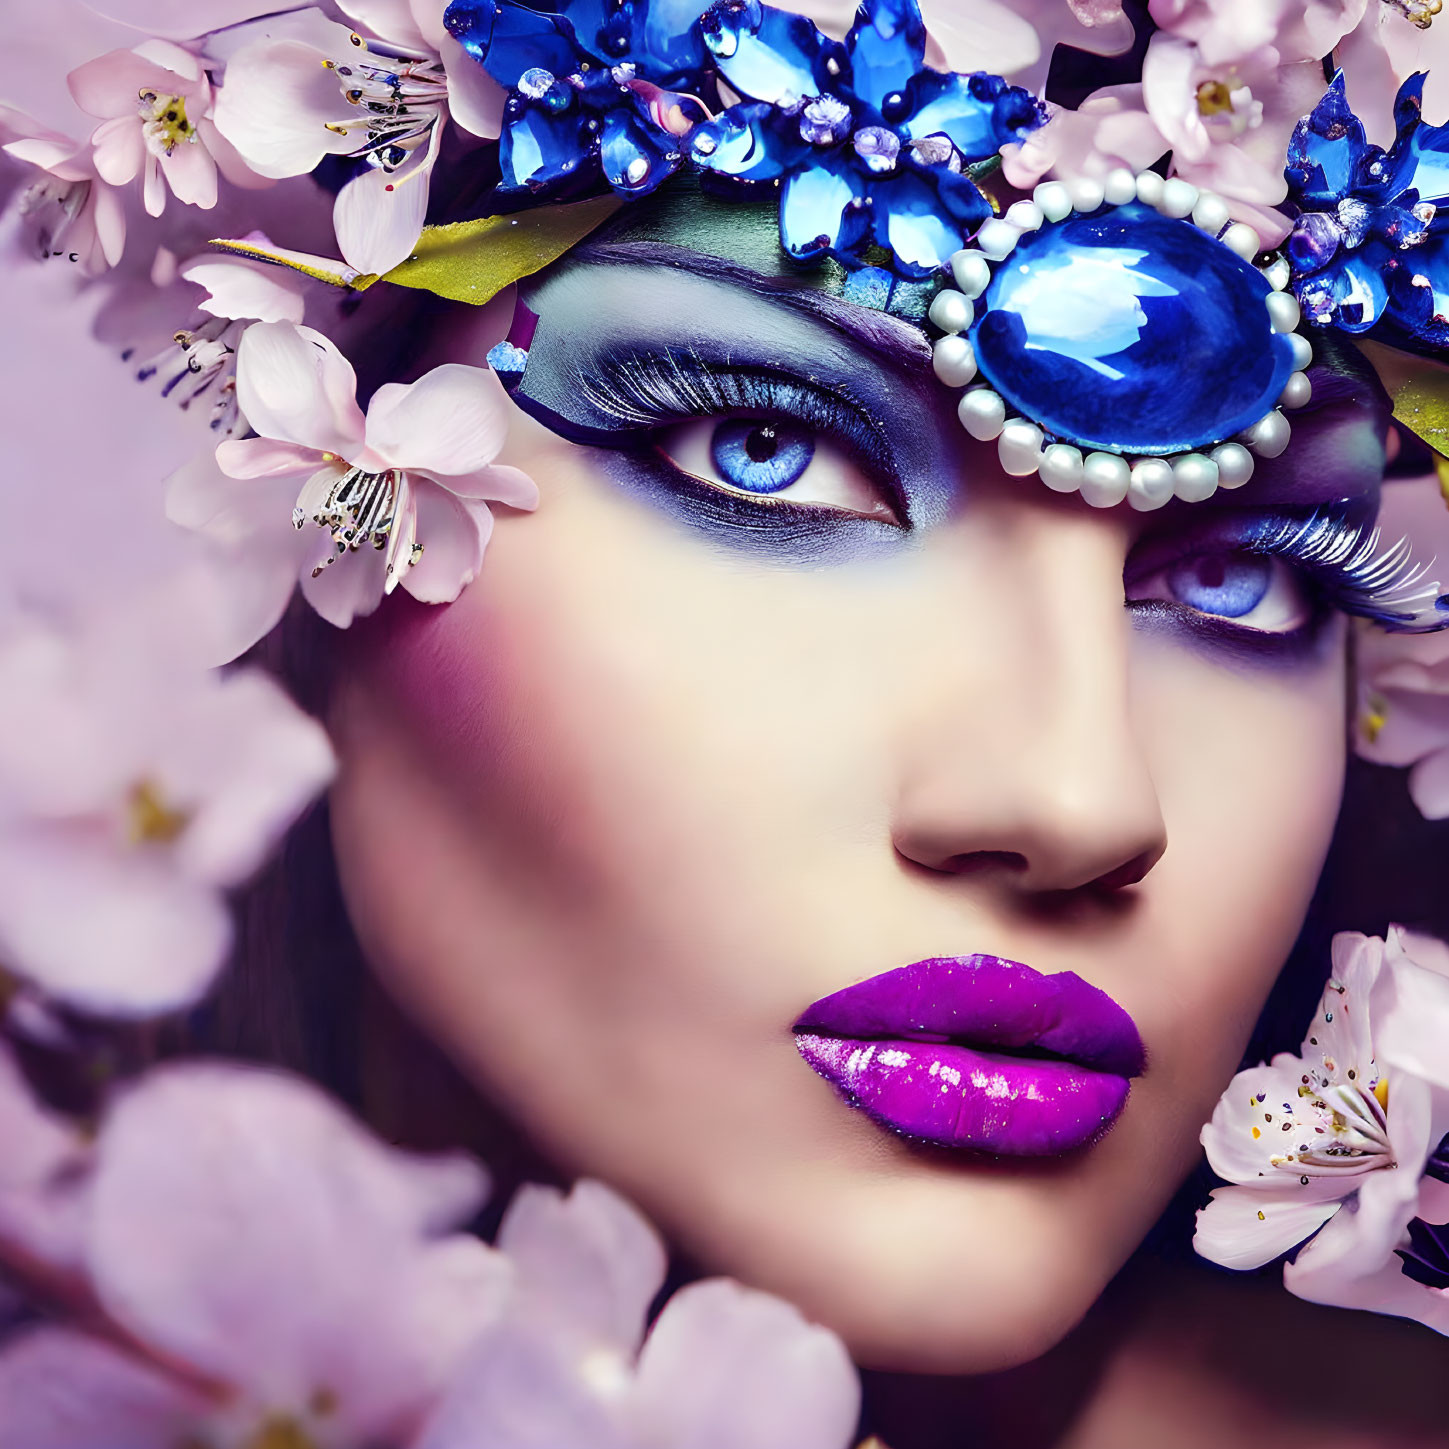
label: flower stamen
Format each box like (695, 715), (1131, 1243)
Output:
(138, 90), (194, 156)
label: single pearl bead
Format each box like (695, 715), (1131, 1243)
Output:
(1038, 443), (1084, 493)
(1033, 181), (1073, 223)
(1211, 443), (1255, 489)
(1261, 256), (1291, 291)
(1134, 170), (1165, 208)
(932, 335), (978, 387)
(1173, 453), (1219, 503)
(1080, 451), (1130, 508)
(949, 250), (992, 299)
(958, 388), (1007, 441)
(1160, 178), (1198, 218)
(1222, 222), (1261, 260)
(1128, 457), (1175, 511)
(1243, 408), (1291, 458)
(975, 218), (1020, 260)
(928, 288), (973, 335)
(1279, 371), (1313, 409)
(1102, 168), (1137, 206)
(1191, 192), (1231, 236)
(998, 419), (1045, 476)
(1286, 333), (1313, 371)
(1004, 200), (1044, 232)
(1266, 291), (1301, 333)
(1067, 175), (1105, 214)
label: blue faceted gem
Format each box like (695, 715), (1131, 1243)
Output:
(970, 203), (1297, 455)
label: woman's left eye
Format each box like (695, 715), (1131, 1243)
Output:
(655, 416), (901, 523)
(1130, 549), (1315, 633)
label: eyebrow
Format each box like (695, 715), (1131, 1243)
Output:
(568, 237), (936, 377)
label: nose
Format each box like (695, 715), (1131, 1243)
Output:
(891, 498), (1168, 896)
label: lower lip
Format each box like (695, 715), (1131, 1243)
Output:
(793, 1033), (1131, 1156)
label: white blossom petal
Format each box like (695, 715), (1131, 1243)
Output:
(630, 1279), (859, 1449)
(363, 363), (509, 479)
(233, 322), (367, 459)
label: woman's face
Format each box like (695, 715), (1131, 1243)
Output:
(327, 236), (1388, 1372)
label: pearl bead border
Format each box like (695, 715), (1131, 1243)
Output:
(928, 170), (1314, 511)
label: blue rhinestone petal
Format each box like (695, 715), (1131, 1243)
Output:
(845, 0), (928, 114)
(871, 170), (967, 277)
(779, 155), (867, 262)
(599, 104), (682, 195)
(499, 103), (590, 191)
(444, 0), (578, 89)
(691, 100), (809, 182)
(700, 0), (846, 109)
(971, 203), (1297, 455)
(904, 71), (1040, 160)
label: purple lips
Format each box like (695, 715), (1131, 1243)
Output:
(793, 956), (1145, 1156)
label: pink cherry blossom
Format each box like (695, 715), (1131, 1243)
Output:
(0, 598), (334, 1018)
(68, 39), (259, 217)
(206, 320), (537, 628)
(0, 106), (126, 274)
(1195, 930), (1449, 1335)
(0, 1061), (507, 1448)
(129, 252), (306, 440)
(84, 0), (318, 40)
(1148, 0), (1368, 68)
(413, 1180), (861, 1449)
(211, 5), (501, 277)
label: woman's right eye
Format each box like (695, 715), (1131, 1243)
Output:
(655, 416), (902, 524)
(1130, 549), (1316, 633)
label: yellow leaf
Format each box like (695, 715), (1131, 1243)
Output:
(381, 195), (624, 305)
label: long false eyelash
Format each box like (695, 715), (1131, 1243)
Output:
(579, 349), (889, 453)
(1257, 510), (1449, 632)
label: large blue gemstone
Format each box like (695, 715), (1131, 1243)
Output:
(970, 203), (1296, 455)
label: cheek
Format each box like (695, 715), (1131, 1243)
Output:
(1125, 626), (1347, 1145)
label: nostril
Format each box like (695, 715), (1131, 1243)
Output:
(1096, 849), (1160, 893)
(939, 850), (1030, 878)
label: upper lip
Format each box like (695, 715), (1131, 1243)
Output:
(792, 954), (1145, 1078)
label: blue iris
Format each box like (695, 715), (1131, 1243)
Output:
(1167, 553), (1271, 619)
(710, 419), (815, 492)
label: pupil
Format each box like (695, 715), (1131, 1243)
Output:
(1196, 557), (1228, 589)
(745, 425), (779, 463)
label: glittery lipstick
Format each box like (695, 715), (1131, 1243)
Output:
(793, 955), (1145, 1156)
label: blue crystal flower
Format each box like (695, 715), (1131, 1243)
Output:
(1285, 72), (1449, 358)
(444, 0), (714, 198)
(688, 0), (1042, 278)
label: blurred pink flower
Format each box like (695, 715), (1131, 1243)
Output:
(0, 106), (126, 273)
(0, 1041), (89, 1279)
(0, 1061), (507, 1448)
(85, 0), (322, 39)
(206, 320), (537, 628)
(1336, 2), (1449, 145)
(1138, 34), (1328, 244)
(414, 1180), (861, 1449)
(1001, 84), (1165, 189)
(1358, 624), (1449, 819)
(68, 39), (258, 217)
(212, 4), (501, 276)
(1195, 930), (1449, 1334)
(0, 604), (334, 1018)
(1147, 0), (1367, 67)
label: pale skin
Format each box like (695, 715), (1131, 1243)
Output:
(324, 248), (1364, 1378)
